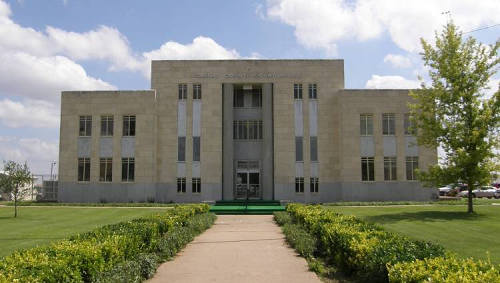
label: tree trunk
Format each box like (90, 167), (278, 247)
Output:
(14, 194), (17, 218)
(467, 183), (474, 213)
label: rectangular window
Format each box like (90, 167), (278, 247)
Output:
(361, 157), (375, 181)
(310, 136), (318, 162)
(177, 177), (186, 193)
(100, 115), (113, 136)
(193, 84), (201, 99)
(310, 177), (319, 193)
(308, 84), (317, 99)
(77, 158), (90, 182)
(193, 136), (200, 162)
(251, 89), (262, 107)
(79, 116), (92, 136)
(233, 90), (244, 108)
(404, 113), (417, 135)
(295, 137), (303, 162)
(121, 158), (134, 182)
(123, 115), (136, 136)
(295, 177), (304, 193)
(382, 113), (395, 135)
(384, 157), (397, 181)
(178, 136), (186, 161)
(99, 158), (112, 182)
(406, 156), (419, 180)
(294, 83), (302, 99)
(360, 114), (373, 136)
(233, 121), (262, 140)
(192, 178), (201, 193)
(178, 84), (187, 100)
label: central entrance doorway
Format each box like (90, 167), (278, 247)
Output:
(235, 160), (261, 200)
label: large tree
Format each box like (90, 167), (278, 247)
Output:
(0, 161), (33, 217)
(410, 22), (500, 213)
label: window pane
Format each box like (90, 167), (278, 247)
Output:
(106, 160), (112, 182)
(252, 91), (261, 107)
(295, 137), (303, 162)
(310, 136), (318, 162)
(123, 118), (129, 136)
(193, 137), (200, 161)
(178, 137), (186, 161)
(129, 116), (136, 136)
(78, 159), (84, 181)
(128, 159), (134, 181)
(100, 159), (106, 182)
(84, 159), (90, 181)
(122, 159), (128, 181)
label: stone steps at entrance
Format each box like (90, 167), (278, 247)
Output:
(210, 200), (285, 215)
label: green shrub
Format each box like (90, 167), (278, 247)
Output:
(286, 204), (445, 282)
(282, 223), (317, 258)
(273, 211), (292, 226)
(0, 204), (212, 283)
(388, 255), (500, 282)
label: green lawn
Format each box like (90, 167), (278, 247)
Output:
(325, 205), (500, 264)
(0, 206), (170, 257)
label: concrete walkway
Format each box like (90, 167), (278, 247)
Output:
(148, 215), (320, 283)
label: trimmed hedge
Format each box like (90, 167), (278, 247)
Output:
(0, 204), (214, 283)
(286, 204), (445, 282)
(388, 254), (500, 282)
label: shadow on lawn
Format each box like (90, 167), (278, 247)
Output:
(363, 211), (484, 225)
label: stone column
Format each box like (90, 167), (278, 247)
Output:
(262, 83), (274, 200)
(222, 84), (234, 200)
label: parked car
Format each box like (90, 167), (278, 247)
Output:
(438, 184), (454, 196)
(492, 183), (500, 189)
(458, 186), (498, 198)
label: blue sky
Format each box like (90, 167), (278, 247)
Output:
(0, 0), (498, 173)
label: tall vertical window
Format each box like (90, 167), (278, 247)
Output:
(310, 177), (319, 193)
(382, 113), (395, 135)
(121, 158), (134, 182)
(406, 156), (419, 180)
(294, 84), (303, 99)
(384, 157), (397, 181)
(310, 136), (318, 162)
(192, 178), (201, 193)
(193, 137), (200, 162)
(123, 115), (136, 136)
(308, 84), (317, 99)
(178, 84), (187, 100)
(361, 157), (375, 181)
(100, 115), (113, 136)
(99, 158), (112, 182)
(404, 113), (417, 135)
(295, 137), (303, 162)
(233, 90), (244, 108)
(251, 89), (262, 107)
(78, 158), (90, 182)
(178, 137), (186, 161)
(193, 84), (202, 99)
(295, 177), (304, 193)
(79, 116), (92, 136)
(360, 114), (373, 136)
(177, 177), (186, 193)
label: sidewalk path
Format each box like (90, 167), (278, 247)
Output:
(148, 215), (320, 283)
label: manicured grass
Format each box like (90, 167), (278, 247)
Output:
(0, 206), (169, 257)
(325, 205), (500, 264)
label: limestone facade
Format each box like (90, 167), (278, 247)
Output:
(58, 60), (437, 203)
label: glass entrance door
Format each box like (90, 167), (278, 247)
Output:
(234, 161), (261, 199)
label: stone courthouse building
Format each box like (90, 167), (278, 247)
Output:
(58, 60), (437, 203)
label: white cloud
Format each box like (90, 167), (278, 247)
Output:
(365, 75), (420, 89)
(0, 52), (116, 102)
(0, 99), (59, 128)
(264, 0), (500, 54)
(0, 136), (58, 174)
(383, 54), (412, 68)
(484, 78), (499, 99)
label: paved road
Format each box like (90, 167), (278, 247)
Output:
(148, 215), (320, 283)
